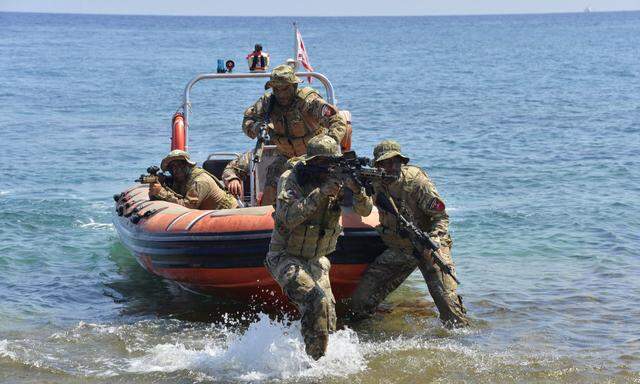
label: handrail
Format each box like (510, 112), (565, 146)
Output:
(206, 152), (241, 160)
(180, 72), (336, 150)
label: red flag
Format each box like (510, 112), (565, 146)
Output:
(295, 25), (313, 83)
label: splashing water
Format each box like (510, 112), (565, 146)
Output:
(126, 313), (367, 381)
(0, 339), (17, 360)
(1, 314), (368, 381)
(2, 309), (621, 382)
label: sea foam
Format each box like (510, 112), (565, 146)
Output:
(75, 218), (114, 230)
(126, 313), (367, 381)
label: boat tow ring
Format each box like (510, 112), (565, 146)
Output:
(130, 207), (168, 224)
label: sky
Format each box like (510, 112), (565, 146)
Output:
(0, 0), (639, 16)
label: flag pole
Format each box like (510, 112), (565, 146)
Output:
(293, 22), (299, 70)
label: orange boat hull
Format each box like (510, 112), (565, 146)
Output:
(113, 185), (385, 305)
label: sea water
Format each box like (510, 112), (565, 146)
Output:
(0, 11), (639, 383)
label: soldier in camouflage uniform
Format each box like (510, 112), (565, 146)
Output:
(221, 151), (251, 198)
(349, 140), (469, 328)
(149, 150), (238, 210)
(242, 64), (348, 205)
(265, 135), (372, 360)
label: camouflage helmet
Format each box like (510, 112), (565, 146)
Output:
(373, 140), (410, 165)
(161, 149), (196, 171)
(305, 135), (341, 162)
(264, 64), (302, 90)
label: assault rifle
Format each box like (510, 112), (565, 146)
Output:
(375, 192), (461, 284)
(253, 94), (274, 164)
(136, 165), (182, 198)
(135, 165), (172, 185)
(328, 150), (398, 194)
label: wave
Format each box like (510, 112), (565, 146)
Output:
(125, 313), (366, 381)
(0, 339), (17, 360)
(75, 218), (114, 230)
(1, 313), (622, 382)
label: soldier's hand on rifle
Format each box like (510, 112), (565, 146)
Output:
(266, 122), (274, 131)
(227, 179), (244, 198)
(251, 121), (273, 137)
(148, 182), (164, 197)
(320, 177), (342, 197)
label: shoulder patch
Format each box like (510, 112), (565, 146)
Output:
(321, 104), (336, 117)
(429, 197), (445, 212)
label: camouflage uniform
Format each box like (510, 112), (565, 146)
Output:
(349, 141), (468, 327)
(221, 151), (251, 186)
(150, 150), (238, 210)
(242, 65), (348, 198)
(265, 136), (372, 359)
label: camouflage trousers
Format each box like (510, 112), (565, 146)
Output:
(262, 154), (289, 205)
(265, 251), (337, 360)
(265, 154), (289, 190)
(349, 246), (469, 328)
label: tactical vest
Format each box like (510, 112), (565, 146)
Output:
(269, 87), (324, 158)
(375, 165), (449, 250)
(270, 169), (343, 259)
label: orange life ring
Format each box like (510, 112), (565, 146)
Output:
(171, 112), (186, 151)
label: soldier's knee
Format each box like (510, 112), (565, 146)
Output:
(263, 251), (282, 276)
(282, 278), (311, 304)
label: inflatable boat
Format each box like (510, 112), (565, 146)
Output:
(113, 70), (384, 305)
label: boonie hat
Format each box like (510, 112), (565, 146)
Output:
(304, 135), (341, 162)
(265, 64), (302, 90)
(373, 140), (410, 165)
(161, 149), (196, 171)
